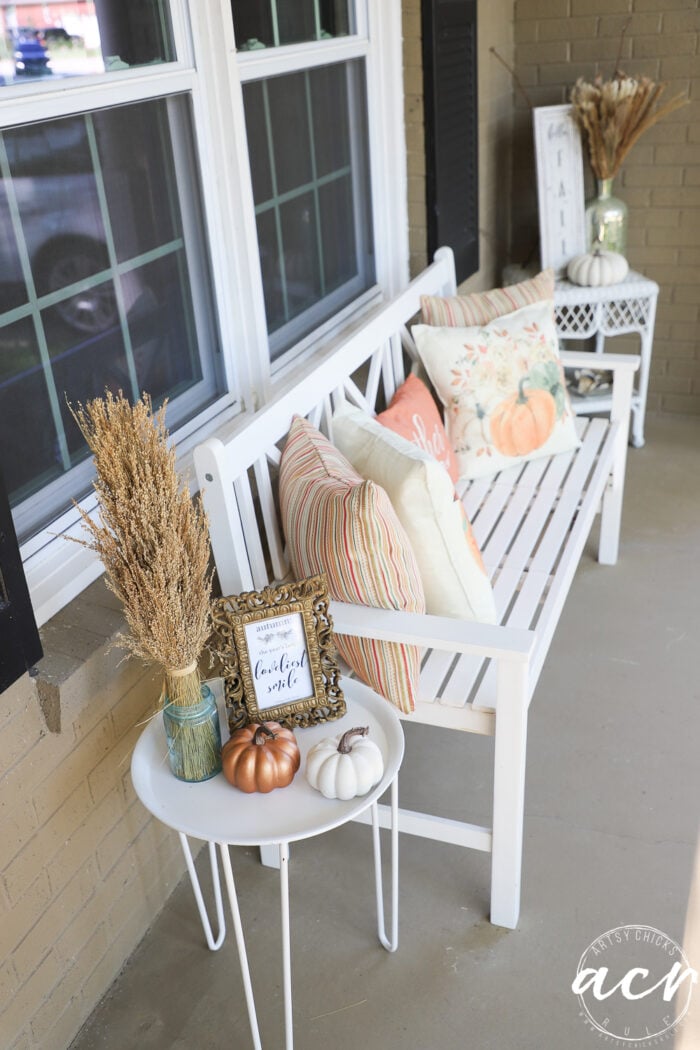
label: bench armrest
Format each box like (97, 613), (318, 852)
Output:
(560, 350), (639, 431)
(559, 349), (640, 372)
(330, 601), (535, 665)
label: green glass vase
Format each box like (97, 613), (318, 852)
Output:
(586, 178), (628, 256)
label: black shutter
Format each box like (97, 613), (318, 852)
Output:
(0, 467), (42, 693)
(422, 0), (479, 282)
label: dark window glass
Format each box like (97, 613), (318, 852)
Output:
(279, 191), (321, 316)
(0, 316), (61, 502)
(244, 83), (274, 205)
(232, 0), (351, 50)
(257, 208), (286, 333)
(277, 1), (317, 46)
(312, 65), (350, 177)
(92, 105), (181, 261)
(0, 188), (28, 312)
(319, 176), (356, 291)
(266, 73), (313, 197)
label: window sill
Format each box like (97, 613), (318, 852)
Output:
(33, 575), (142, 733)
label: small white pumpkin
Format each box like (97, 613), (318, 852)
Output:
(567, 248), (629, 287)
(305, 726), (384, 800)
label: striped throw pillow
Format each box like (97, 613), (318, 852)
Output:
(420, 269), (554, 328)
(279, 416), (425, 714)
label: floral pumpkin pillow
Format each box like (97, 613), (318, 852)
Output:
(412, 299), (580, 480)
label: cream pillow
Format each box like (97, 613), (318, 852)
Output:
(333, 406), (497, 624)
(412, 299), (580, 481)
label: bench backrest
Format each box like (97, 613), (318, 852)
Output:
(194, 248), (457, 598)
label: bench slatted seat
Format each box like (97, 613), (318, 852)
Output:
(194, 248), (638, 929)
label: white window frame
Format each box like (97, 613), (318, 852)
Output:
(3, 0), (407, 627)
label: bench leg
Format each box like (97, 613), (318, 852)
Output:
(490, 660), (529, 930)
(599, 478), (623, 565)
(599, 366), (634, 566)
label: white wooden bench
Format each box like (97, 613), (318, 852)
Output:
(194, 248), (639, 929)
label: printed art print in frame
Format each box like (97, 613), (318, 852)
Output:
(210, 574), (346, 731)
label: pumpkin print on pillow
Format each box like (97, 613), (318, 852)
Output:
(412, 299), (580, 480)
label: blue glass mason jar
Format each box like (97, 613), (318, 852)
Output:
(162, 682), (223, 782)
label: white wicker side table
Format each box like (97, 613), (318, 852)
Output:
(131, 677), (404, 1050)
(554, 271), (659, 448)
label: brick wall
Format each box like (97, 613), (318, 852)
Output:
(0, 580), (190, 1050)
(512, 0), (700, 415)
(403, 0), (427, 277)
(402, 0), (515, 290)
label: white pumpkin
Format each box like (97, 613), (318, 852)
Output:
(567, 249), (629, 287)
(305, 726), (384, 800)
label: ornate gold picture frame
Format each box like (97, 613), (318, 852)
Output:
(210, 574), (346, 731)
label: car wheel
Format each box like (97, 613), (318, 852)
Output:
(38, 239), (118, 335)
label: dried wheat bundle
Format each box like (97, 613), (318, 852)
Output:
(571, 73), (687, 180)
(69, 391), (213, 706)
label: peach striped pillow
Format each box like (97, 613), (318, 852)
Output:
(420, 269), (554, 328)
(279, 416), (425, 714)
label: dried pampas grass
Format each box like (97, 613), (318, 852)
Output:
(69, 391), (213, 703)
(571, 73), (687, 180)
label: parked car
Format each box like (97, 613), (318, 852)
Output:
(43, 26), (83, 47)
(13, 26), (44, 42)
(10, 31), (52, 77)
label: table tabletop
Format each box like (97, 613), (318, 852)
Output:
(131, 677), (404, 848)
(554, 269), (659, 305)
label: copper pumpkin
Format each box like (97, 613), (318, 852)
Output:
(221, 722), (301, 793)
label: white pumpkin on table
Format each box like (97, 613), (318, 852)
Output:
(305, 726), (384, 800)
(567, 248), (629, 288)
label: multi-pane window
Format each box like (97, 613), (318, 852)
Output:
(243, 60), (374, 359)
(0, 0), (406, 625)
(0, 1), (225, 551)
(235, 2), (376, 362)
(0, 97), (222, 542)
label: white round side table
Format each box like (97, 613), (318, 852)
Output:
(131, 677), (404, 1050)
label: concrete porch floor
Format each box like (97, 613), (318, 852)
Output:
(69, 413), (700, 1050)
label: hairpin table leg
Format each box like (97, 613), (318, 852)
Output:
(372, 776), (399, 952)
(179, 834), (226, 951)
(218, 842), (263, 1050)
(279, 841), (293, 1049)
